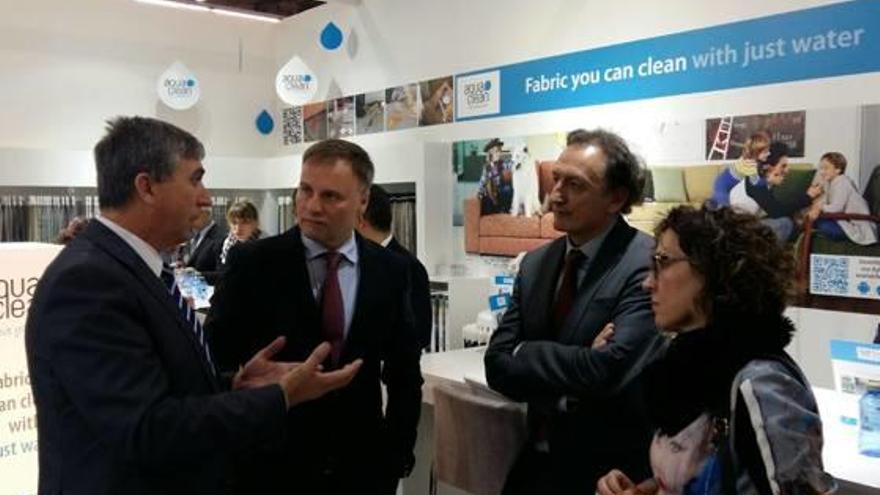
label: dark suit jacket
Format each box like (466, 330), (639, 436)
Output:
(386, 237), (432, 349)
(186, 221), (226, 268)
(204, 227), (423, 492)
(190, 235), (226, 285)
(25, 221), (287, 495)
(484, 216), (662, 493)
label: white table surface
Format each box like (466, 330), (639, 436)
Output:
(420, 346), (488, 404)
(419, 347), (880, 489)
(812, 387), (880, 489)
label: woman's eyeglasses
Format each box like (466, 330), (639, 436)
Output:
(651, 253), (689, 276)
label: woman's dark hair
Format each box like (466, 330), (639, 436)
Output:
(56, 217), (90, 244)
(655, 204), (795, 322)
(226, 199), (259, 224)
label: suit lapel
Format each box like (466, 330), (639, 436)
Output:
(279, 228), (323, 347)
(84, 222), (219, 387)
(524, 237), (566, 340)
(559, 217), (638, 342)
(190, 223), (215, 261)
(342, 234), (376, 362)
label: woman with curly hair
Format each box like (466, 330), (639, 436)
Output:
(597, 205), (834, 495)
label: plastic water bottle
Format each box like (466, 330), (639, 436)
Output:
(860, 380), (880, 457)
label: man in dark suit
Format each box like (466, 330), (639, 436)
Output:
(25, 116), (361, 495)
(357, 184), (432, 349)
(484, 129), (660, 494)
(206, 139), (423, 495)
(183, 208), (226, 267)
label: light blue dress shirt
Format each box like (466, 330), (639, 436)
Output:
(302, 232), (360, 338)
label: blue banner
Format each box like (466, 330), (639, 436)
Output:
(455, 1), (879, 121)
(830, 339), (880, 366)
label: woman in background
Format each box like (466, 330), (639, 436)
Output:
(597, 205), (833, 495)
(55, 216), (90, 244)
(192, 199), (261, 284)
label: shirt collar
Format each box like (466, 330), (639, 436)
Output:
(302, 231), (359, 265)
(566, 216), (617, 261)
(95, 215), (164, 277)
(380, 234), (393, 248)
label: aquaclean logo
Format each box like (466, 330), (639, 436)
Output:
(0, 277), (38, 320)
(464, 80), (492, 106)
(456, 70), (500, 119)
(163, 78), (197, 98)
(282, 73), (313, 91)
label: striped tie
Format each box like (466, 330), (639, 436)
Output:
(161, 266), (215, 375)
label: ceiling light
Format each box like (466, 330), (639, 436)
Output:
(134, 0), (210, 13)
(133, 0), (282, 23)
(210, 8), (281, 23)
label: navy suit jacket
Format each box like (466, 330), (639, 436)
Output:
(205, 227), (423, 490)
(186, 221), (226, 269)
(25, 221), (287, 495)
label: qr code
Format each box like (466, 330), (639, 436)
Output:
(811, 256), (849, 295)
(282, 106), (303, 146)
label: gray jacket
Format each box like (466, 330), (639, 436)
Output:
(728, 359), (836, 494)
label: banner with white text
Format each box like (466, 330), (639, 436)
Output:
(456, 1), (879, 121)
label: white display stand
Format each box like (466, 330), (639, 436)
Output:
(429, 276), (492, 351)
(0, 243), (62, 495)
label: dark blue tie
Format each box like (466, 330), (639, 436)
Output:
(161, 266), (215, 375)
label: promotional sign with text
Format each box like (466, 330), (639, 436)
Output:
(0, 244), (62, 495)
(456, 1), (879, 121)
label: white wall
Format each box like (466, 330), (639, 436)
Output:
(3, 0), (878, 186)
(1, 0), (877, 250)
(0, 0), (279, 156)
(787, 307), (878, 389)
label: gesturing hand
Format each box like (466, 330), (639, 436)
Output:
(232, 336), (298, 390)
(280, 342), (363, 408)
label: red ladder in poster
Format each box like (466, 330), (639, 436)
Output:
(707, 116), (734, 160)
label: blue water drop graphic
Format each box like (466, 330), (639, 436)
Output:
(304, 74), (312, 82)
(858, 281), (870, 294)
(483, 81), (492, 91)
(256, 110), (274, 135)
(320, 22), (343, 50)
(186, 79), (195, 87)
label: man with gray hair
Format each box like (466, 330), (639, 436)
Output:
(207, 138), (423, 495)
(25, 116), (361, 495)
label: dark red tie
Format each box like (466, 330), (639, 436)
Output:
(321, 251), (345, 364)
(552, 250), (585, 335)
